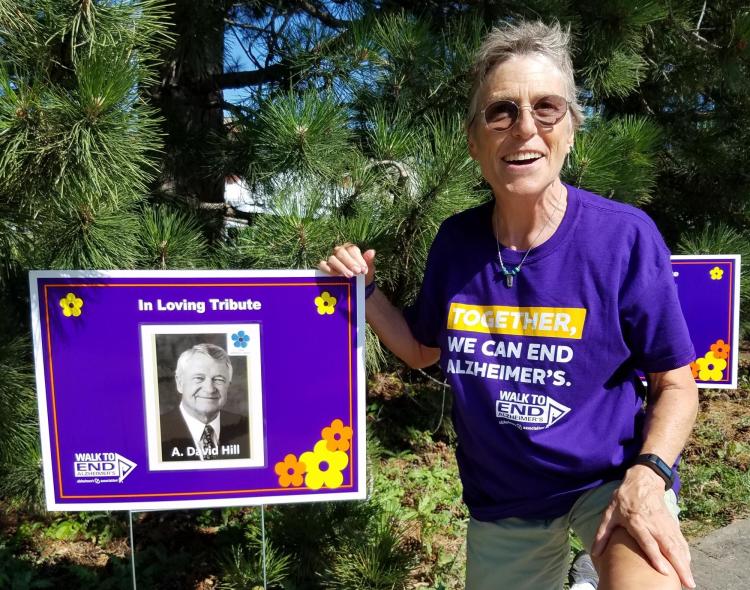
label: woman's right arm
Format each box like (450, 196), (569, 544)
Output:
(319, 244), (440, 369)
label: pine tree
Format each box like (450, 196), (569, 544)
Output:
(0, 0), (203, 506)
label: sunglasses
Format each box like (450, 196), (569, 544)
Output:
(478, 95), (570, 132)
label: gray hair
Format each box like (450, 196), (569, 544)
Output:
(175, 343), (233, 382)
(466, 21), (584, 132)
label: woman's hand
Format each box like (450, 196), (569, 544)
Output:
(319, 243), (376, 286)
(592, 465), (695, 588)
(318, 243), (439, 369)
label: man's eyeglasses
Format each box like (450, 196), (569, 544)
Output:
(477, 95), (570, 132)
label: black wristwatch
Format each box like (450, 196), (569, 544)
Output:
(634, 454), (675, 490)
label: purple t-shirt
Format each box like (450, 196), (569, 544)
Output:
(404, 184), (695, 521)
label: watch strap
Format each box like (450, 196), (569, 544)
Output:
(364, 281), (377, 299)
(634, 453), (674, 490)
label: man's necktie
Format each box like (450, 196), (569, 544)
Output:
(201, 424), (216, 459)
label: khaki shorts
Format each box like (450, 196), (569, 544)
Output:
(465, 480), (680, 590)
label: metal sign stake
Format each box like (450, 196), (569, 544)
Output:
(129, 510), (138, 590)
(261, 504), (268, 589)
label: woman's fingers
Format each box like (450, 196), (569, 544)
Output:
(326, 254), (356, 278)
(319, 243), (374, 279)
(335, 244), (367, 273)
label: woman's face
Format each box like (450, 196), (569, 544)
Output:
(468, 53), (575, 199)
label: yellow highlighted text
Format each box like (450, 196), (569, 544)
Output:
(447, 302), (586, 339)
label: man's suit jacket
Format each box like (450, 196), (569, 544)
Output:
(160, 407), (250, 461)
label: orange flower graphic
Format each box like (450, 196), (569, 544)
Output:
(322, 418), (353, 452)
(274, 454), (306, 487)
(689, 361), (699, 379)
(710, 339), (730, 360)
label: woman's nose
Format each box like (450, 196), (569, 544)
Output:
(512, 106), (537, 138)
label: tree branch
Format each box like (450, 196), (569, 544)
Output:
(208, 24), (353, 91)
(231, 26), (263, 70)
(217, 100), (250, 118)
(224, 18), (267, 33)
(213, 62), (291, 90)
(194, 198), (254, 223)
(291, 0), (348, 28)
(366, 159), (410, 187)
(695, 0), (707, 32)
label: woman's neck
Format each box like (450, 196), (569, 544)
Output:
(493, 181), (568, 251)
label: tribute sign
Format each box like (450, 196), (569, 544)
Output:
(30, 271), (366, 511)
(671, 255), (741, 389)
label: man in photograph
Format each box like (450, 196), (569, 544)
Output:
(160, 343), (250, 462)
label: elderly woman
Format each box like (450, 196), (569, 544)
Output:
(320, 21), (698, 590)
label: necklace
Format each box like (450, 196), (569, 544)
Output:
(493, 184), (564, 288)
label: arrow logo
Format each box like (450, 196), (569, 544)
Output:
(116, 455), (137, 483)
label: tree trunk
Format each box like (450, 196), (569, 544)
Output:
(148, 0), (226, 204)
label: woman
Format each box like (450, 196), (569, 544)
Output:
(320, 21), (698, 590)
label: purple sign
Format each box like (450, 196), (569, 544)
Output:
(30, 271), (366, 511)
(672, 256), (741, 389)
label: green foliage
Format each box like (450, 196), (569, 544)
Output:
(139, 205), (211, 269)
(45, 512), (126, 546)
(0, 542), (54, 589)
(576, 0), (668, 98)
(0, 337), (44, 509)
(566, 115), (662, 205)
(320, 517), (418, 590)
(265, 501), (380, 587)
(364, 106), (419, 162)
(217, 542), (290, 589)
(254, 91), (353, 183)
(376, 458), (465, 556)
(38, 203), (143, 270)
(237, 185), (334, 269)
(2, 0), (172, 80)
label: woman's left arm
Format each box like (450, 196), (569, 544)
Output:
(592, 364), (699, 589)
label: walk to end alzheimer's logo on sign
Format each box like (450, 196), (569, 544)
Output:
(30, 271), (366, 511)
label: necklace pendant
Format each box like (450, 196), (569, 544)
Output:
(505, 273), (514, 288)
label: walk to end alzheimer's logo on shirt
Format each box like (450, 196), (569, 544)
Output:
(444, 302), (586, 431)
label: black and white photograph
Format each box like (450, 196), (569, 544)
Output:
(141, 324), (265, 470)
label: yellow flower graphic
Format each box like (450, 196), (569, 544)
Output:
(710, 266), (724, 280)
(314, 291), (337, 315)
(299, 440), (348, 490)
(59, 293), (84, 317)
(695, 352), (727, 381)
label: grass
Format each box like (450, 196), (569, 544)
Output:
(679, 382), (750, 538)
